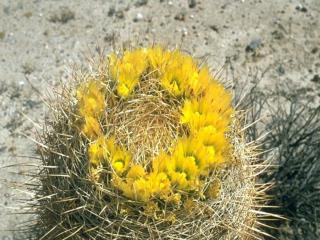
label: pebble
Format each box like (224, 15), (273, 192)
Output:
(22, 62), (35, 75)
(181, 27), (188, 36)
(311, 74), (320, 83)
(104, 33), (115, 42)
(296, 4), (307, 12)
(133, 13), (144, 22)
(0, 31), (5, 40)
(135, 0), (148, 7)
(276, 65), (285, 76)
(245, 38), (262, 52)
(115, 10), (125, 19)
(311, 47), (318, 54)
(271, 30), (284, 40)
(174, 10), (186, 21)
(49, 7), (75, 24)
(108, 6), (116, 16)
(209, 25), (219, 32)
(188, 0), (196, 8)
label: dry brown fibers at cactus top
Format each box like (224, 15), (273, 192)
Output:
(17, 47), (276, 240)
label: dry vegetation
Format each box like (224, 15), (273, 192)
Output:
(237, 78), (320, 240)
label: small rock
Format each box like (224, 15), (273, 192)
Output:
(0, 146), (6, 152)
(0, 31), (5, 40)
(311, 74), (320, 83)
(174, 10), (186, 21)
(3, 6), (10, 14)
(188, 0), (196, 8)
(271, 30), (284, 40)
(245, 38), (262, 52)
(104, 33), (115, 42)
(135, 0), (148, 7)
(133, 12), (144, 22)
(49, 7), (75, 24)
(296, 4), (307, 12)
(19, 80), (25, 86)
(24, 11), (33, 18)
(22, 62), (35, 75)
(115, 10), (125, 19)
(182, 27), (188, 36)
(23, 100), (40, 109)
(209, 25), (219, 32)
(108, 6), (116, 16)
(311, 47), (318, 54)
(276, 65), (285, 76)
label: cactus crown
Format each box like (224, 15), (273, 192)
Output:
(76, 47), (233, 205)
(32, 46), (267, 240)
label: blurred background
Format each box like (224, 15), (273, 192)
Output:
(0, 0), (319, 239)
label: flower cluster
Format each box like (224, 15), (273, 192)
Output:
(76, 80), (105, 139)
(88, 136), (131, 175)
(76, 46), (233, 205)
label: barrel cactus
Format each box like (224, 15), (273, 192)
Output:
(29, 46), (271, 239)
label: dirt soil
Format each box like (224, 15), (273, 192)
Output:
(0, 0), (319, 239)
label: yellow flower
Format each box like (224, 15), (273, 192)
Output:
(175, 138), (202, 168)
(186, 66), (210, 96)
(194, 126), (229, 167)
(76, 80), (105, 117)
(111, 150), (131, 174)
(148, 172), (171, 199)
(108, 53), (119, 78)
(131, 178), (152, 201)
(203, 82), (234, 119)
(160, 69), (185, 96)
(105, 137), (132, 175)
(109, 49), (148, 97)
(113, 176), (149, 201)
(152, 152), (173, 174)
(88, 136), (107, 166)
(126, 164), (146, 179)
(180, 99), (196, 124)
(88, 136), (132, 174)
(82, 116), (102, 140)
(190, 112), (230, 134)
(180, 91), (233, 133)
(147, 46), (171, 73)
(117, 82), (131, 98)
(166, 138), (203, 189)
(122, 49), (147, 77)
(114, 164), (171, 202)
(160, 52), (198, 96)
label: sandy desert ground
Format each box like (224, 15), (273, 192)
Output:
(0, 0), (319, 239)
